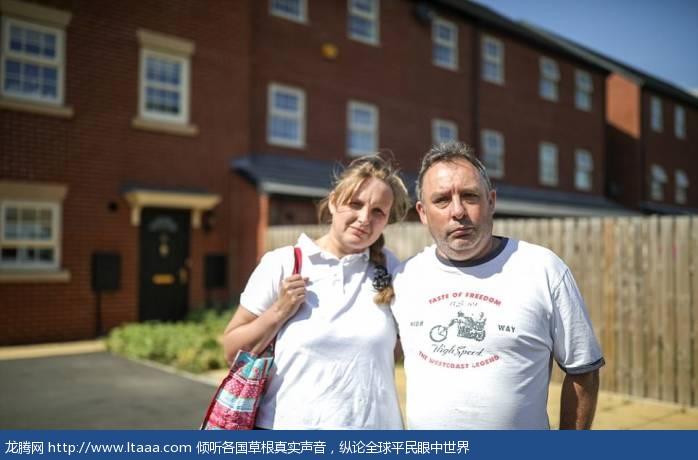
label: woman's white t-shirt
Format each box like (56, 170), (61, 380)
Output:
(240, 233), (404, 430)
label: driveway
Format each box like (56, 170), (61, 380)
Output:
(0, 351), (216, 430)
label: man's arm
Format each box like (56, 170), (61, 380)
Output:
(559, 369), (600, 429)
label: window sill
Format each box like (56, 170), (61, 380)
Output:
(0, 98), (74, 118)
(0, 269), (71, 283)
(131, 116), (199, 137)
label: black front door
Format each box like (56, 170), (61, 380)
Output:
(139, 208), (190, 322)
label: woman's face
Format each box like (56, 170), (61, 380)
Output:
(328, 177), (394, 255)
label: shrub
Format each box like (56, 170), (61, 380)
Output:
(105, 307), (234, 373)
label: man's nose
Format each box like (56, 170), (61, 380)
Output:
(450, 196), (466, 219)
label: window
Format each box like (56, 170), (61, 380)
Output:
(481, 130), (504, 179)
(575, 70), (593, 111)
(650, 96), (663, 132)
(574, 149), (593, 191)
(482, 35), (504, 84)
(270, 0), (307, 23)
(0, 0), (72, 115)
(432, 119), (457, 145)
(348, 0), (379, 45)
(675, 170), (689, 204)
(650, 164), (667, 201)
(0, 201), (58, 269)
(432, 18), (457, 70)
(675, 105), (686, 139)
(134, 30), (196, 135)
(268, 83), (306, 148)
(0, 180), (68, 281)
(539, 57), (559, 102)
(539, 142), (558, 186)
(347, 101), (378, 156)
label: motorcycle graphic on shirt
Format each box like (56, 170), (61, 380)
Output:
(430, 311), (487, 342)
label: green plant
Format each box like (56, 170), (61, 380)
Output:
(105, 307), (235, 374)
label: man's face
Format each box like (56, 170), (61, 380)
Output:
(416, 159), (496, 261)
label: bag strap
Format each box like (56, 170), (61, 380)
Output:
(293, 246), (302, 275)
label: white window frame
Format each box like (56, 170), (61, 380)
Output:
(482, 35), (504, 84)
(574, 149), (593, 191)
(347, 100), (378, 157)
(675, 170), (689, 204)
(0, 200), (60, 270)
(575, 70), (593, 111)
(539, 56), (559, 102)
(267, 83), (306, 148)
(269, 0), (307, 23)
(1, 16), (65, 105)
(432, 17), (457, 71)
(432, 118), (457, 145)
(481, 129), (504, 179)
(675, 105), (686, 139)
(650, 164), (667, 201)
(139, 49), (190, 124)
(348, 0), (379, 45)
(539, 142), (558, 186)
(650, 96), (663, 132)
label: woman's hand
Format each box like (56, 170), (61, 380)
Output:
(273, 274), (308, 322)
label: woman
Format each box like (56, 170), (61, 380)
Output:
(222, 154), (410, 429)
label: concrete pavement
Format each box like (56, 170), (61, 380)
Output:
(1, 340), (697, 430)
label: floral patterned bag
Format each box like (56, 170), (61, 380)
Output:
(200, 247), (301, 430)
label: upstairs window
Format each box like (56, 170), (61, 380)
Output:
(432, 18), (457, 70)
(268, 83), (305, 148)
(136, 30), (195, 130)
(432, 119), (457, 145)
(539, 57), (559, 102)
(675, 170), (689, 204)
(574, 149), (593, 191)
(348, 0), (379, 45)
(481, 129), (504, 179)
(1, 201), (59, 270)
(675, 105), (686, 139)
(270, 0), (307, 23)
(539, 142), (558, 186)
(650, 164), (667, 200)
(650, 96), (663, 132)
(347, 101), (378, 156)
(575, 70), (593, 111)
(482, 35), (504, 84)
(1, 17), (65, 105)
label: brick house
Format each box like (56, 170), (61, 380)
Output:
(2, 0), (684, 345)
(522, 21), (698, 214)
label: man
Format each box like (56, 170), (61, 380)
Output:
(392, 141), (604, 429)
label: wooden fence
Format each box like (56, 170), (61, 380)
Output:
(266, 216), (698, 407)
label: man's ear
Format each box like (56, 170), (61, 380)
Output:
(416, 201), (428, 225)
(488, 189), (497, 216)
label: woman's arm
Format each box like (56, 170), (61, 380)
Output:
(221, 273), (307, 362)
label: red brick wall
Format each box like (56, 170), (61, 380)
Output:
(478, 30), (607, 195)
(642, 91), (698, 208)
(249, 0), (474, 173)
(1, 0), (252, 344)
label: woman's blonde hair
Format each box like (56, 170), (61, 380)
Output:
(317, 153), (410, 305)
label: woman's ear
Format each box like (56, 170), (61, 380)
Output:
(327, 192), (337, 215)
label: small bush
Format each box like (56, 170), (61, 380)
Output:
(105, 307), (234, 374)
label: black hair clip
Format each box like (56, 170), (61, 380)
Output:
(372, 264), (392, 291)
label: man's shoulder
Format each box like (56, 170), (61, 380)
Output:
(507, 238), (567, 268)
(394, 245), (435, 273)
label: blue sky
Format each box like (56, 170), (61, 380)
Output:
(471, 0), (698, 95)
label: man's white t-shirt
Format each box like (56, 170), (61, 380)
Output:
(240, 234), (404, 430)
(391, 238), (604, 430)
